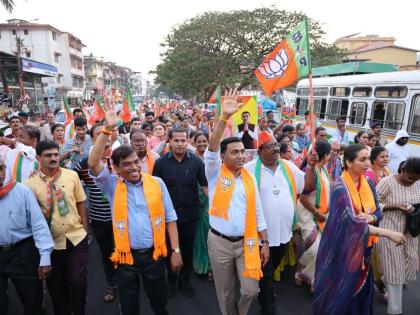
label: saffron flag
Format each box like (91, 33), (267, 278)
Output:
(120, 97), (132, 123)
(62, 97), (73, 125)
(209, 85), (222, 117)
(93, 94), (105, 122)
(255, 18), (311, 96)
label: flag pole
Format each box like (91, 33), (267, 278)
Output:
(308, 71), (315, 151)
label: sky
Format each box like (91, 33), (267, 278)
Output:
(1, 0), (419, 82)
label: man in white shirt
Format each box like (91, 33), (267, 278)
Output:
(205, 89), (269, 315)
(386, 130), (411, 174)
(330, 116), (350, 145)
(245, 131), (305, 315)
(40, 112), (56, 141)
(5, 125), (40, 183)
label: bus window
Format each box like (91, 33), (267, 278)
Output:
(297, 98), (308, 115)
(409, 95), (420, 134)
(372, 101), (405, 130)
(353, 87), (372, 97)
(327, 99), (349, 121)
(374, 86), (407, 98)
(349, 102), (367, 126)
(330, 87), (350, 97)
(314, 98), (327, 119)
(297, 88), (309, 96)
(313, 88), (329, 97)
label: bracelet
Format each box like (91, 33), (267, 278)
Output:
(261, 240), (269, 245)
(101, 128), (112, 136)
(219, 116), (228, 124)
(371, 214), (377, 223)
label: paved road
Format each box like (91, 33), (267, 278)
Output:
(8, 238), (420, 314)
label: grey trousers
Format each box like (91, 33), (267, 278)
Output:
(208, 231), (259, 315)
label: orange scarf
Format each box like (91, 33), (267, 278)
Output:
(342, 170), (378, 247)
(111, 173), (167, 266)
(210, 164), (262, 280)
(145, 150), (155, 175)
(315, 166), (331, 231)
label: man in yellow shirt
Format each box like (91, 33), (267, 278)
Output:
(24, 140), (88, 315)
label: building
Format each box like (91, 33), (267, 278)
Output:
(334, 34), (419, 68)
(0, 19), (86, 109)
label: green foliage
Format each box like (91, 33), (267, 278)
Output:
(1, 0), (14, 12)
(153, 7), (345, 100)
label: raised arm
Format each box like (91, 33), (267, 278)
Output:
(88, 104), (120, 176)
(208, 88), (243, 152)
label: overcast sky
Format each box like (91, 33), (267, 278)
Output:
(1, 0), (419, 81)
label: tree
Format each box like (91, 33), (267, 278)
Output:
(153, 7), (346, 100)
(1, 0), (14, 12)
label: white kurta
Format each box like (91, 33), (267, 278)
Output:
(245, 159), (305, 246)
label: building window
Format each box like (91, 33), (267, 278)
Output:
(12, 29), (16, 35)
(371, 101), (405, 130)
(409, 95), (420, 134)
(24, 29), (29, 35)
(349, 102), (367, 126)
(54, 54), (59, 63)
(56, 76), (61, 84)
(52, 31), (57, 41)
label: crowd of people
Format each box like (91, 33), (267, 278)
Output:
(0, 90), (419, 315)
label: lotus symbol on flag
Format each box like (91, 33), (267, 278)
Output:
(257, 48), (289, 79)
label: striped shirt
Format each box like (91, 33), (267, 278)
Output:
(75, 157), (112, 222)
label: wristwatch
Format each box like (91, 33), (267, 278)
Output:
(261, 240), (269, 245)
(172, 247), (181, 254)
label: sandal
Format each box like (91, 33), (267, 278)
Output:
(294, 273), (303, 286)
(103, 286), (117, 303)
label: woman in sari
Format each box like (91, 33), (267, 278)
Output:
(192, 132), (212, 279)
(314, 144), (405, 315)
(295, 140), (332, 290)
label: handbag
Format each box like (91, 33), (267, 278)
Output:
(406, 203), (420, 237)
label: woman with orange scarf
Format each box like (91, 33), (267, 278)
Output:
(295, 140), (332, 290)
(314, 145), (405, 315)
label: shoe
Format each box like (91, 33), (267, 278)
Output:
(374, 282), (388, 301)
(179, 281), (195, 297)
(168, 282), (177, 298)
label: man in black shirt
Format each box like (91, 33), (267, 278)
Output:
(152, 127), (208, 297)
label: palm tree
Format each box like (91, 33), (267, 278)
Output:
(1, 0), (14, 12)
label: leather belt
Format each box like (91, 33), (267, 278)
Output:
(131, 247), (153, 255)
(210, 228), (243, 242)
(0, 237), (32, 251)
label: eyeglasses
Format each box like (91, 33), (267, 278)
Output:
(41, 153), (59, 158)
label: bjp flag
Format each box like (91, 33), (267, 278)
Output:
(255, 18), (311, 96)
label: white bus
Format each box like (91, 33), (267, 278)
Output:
(296, 71), (420, 155)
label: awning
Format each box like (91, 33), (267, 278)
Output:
(312, 62), (399, 77)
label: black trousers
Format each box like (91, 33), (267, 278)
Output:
(91, 220), (117, 287)
(0, 237), (43, 315)
(166, 220), (197, 286)
(117, 249), (168, 315)
(47, 236), (89, 315)
(258, 243), (289, 315)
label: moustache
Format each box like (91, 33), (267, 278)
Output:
(49, 160), (58, 164)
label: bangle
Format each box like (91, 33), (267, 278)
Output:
(101, 128), (112, 136)
(219, 116), (228, 124)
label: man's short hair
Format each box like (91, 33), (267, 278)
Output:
(315, 126), (326, 135)
(241, 111), (250, 117)
(89, 123), (104, 138)
(145, 111), (155, 117)
(282, 124), (295, 133)
(74, 117), (87, 128)
(21, 125), (41, 143)
(336, 116), (346, 123)
(111, 145), (136, 166)
(36, 140), (59, 156)
(130, 129), (146, 140)
(168, 127), (188, 139)
(18, 111), (28, 119)
(9, 116), (20, 123)
(130, 117), (141, 125)
(220, 137), (242, 154)
(73, 108), (83, 116)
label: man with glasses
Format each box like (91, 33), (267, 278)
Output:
(245, 131), (305, 315)
(24, 140), (89, 315)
